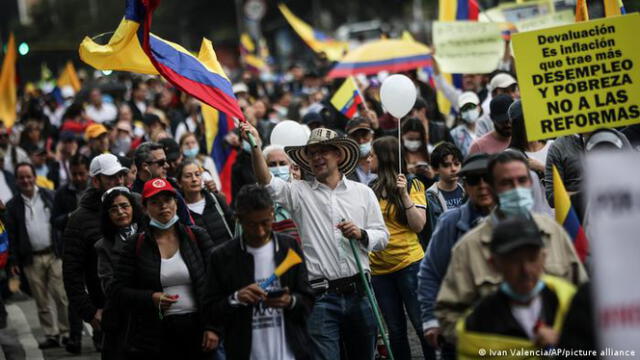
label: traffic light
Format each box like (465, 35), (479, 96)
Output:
(18, 42), (29, 56)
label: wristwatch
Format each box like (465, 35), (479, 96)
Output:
(360, 229), (369, 247)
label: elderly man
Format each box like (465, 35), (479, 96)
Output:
(435, 150), (588, 344)
(244, 123), (389, 360)
(263, 144), (300, 241)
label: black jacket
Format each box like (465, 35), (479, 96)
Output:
(110, 223), (215, 352)
(231, 151), (256, 200)
(62, 187), (106, 322)
(6, 187), (59, 267)
(189, 191), (233, 247)
(204, 233), (314, 360)
(52, 183), (82, 233)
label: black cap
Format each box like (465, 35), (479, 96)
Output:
(25, 144), (46, 155)
(508, 99), (522, 122)
(459, 153), (490, 176)
(490, 217), (544, 255)
(490, 94), (514, 124)
(345, 117), (373, 135)
(158, 138), (181, 162)
(142, 113), (162, 128)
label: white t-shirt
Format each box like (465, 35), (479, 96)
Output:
(510, 295), (542, 340)
(246, 241), (295, 360)
(161, 250), (197, 316)
(187, 198), (206, 215)
(525, 141), (553, 165)
(86, 103), (118, 123)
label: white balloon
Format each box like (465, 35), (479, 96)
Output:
(380, 74), (417, 119)
(270, 120), (309, 147)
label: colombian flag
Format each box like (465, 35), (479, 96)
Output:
(553, 166), (588, 263)
(278, 3), (348, 61)
(437, 0), (480, 115)
(330, 77), (363, 119)
(240, 33), (268, 74)
(202, 105), (237, 203)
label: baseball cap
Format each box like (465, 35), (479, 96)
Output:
(508, 100), (523, 122)
(490, 217), (544, 255)
(142, 178), (177, 200)
(585, 128), (632, 152)
(458, 91), (480, 109)
(232, 83), (248, 94)
(158, 138), (181, 162)
(302, 112), (324, 126)
(90, 153), (129, 177)
(459, 153), (490, 176)
(490, 94), (514, 124)
(489, 73), (517, 91)
(345, 117), (373, 135)
(85, 123), (108, 140)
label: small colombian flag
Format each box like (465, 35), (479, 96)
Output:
(553, 165), (589, 263)
(330, 76), (363, 119)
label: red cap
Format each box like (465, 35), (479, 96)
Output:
(142, 178), (176, 200)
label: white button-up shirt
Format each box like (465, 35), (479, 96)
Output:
(268, 175), (389, 281)
(22, 188), (52, 252)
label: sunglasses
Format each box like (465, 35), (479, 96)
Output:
(464, 173), (490, 186)
(146, 159), (167, 167)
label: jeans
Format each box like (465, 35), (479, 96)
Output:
(371, 261), (434, 360)
(308, 292), (377, 360)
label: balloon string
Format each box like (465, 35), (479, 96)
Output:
(398, 116), (402, 175)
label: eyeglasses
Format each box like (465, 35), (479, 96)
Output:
(146, 159), (167, 167)
(464, 173), (490, 186)
(108, 203), (131, 215)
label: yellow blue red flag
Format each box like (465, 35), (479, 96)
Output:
(330, 77), (363, 119)
(240, 33), (268, 74)
(553, 166), (588, 263)
(202, 105), (237, 202)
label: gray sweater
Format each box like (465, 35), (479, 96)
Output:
(544, 135), (584, 206)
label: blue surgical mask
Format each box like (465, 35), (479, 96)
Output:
(269, 166), (290, 181)
(183, 146), (199, 158)
(149, 214), (179, 230)
(500, 280), (545, 303)
(242, 140), (252, 153)
(498, 187), (534, 217)
(359, 141), (372, 157)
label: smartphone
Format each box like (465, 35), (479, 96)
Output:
(267, 289), (286, 298)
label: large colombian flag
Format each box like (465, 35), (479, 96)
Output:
(79, 0), (241, 201)
(330, 77), (363, 119)
(553, 166), (589, 263)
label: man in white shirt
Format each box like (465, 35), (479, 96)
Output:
(244, 124), (389, 360)
(6, 163), (70, 349)
(85, 88), (117, 124)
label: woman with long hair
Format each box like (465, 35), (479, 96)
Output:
(369, 136), (431, 359)
(95, 186), (143, 359)
(401, 117), (434, 188)
(176, 159), (234, 247)
(111, 179), (218, 359)
(507, 101), (552, 174)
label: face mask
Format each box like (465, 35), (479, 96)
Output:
(403, 139), (422, 152)
(183, 146), (199, 159)
(242, 140), (252, 153)
(149, 214), (179, 230)
(500, 280), (545, 303)
(112, 136), (132, 155)
(269, 166), (290, 182)
(498, 187), (534, 217)
(461, 108), (480, 124)
(359, 142), (372, 157)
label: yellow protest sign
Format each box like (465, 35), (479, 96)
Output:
(433, 21), (504, 74)
(512, 13), (640, 141)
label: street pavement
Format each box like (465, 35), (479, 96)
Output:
(0, 297), (100, 360)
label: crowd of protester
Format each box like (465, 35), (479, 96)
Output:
(0, 41), (639, 360)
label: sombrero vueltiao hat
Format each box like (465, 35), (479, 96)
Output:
(285, 128), (360, 175)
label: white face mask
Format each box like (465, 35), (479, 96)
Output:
(403, 139), (422, 152)
(461, 108), (480, 124)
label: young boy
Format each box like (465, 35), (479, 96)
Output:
(425, 142), (464, 243)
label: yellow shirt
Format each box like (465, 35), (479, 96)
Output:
(370, 180), (426, 275)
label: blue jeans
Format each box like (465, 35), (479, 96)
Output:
(307, 292), (377, 360)
(372, 261), (435, 360)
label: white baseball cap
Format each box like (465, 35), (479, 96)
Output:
(458, 91), (480, 108)
(489, 73), (517, 91)
(90, 154), (129, 177)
